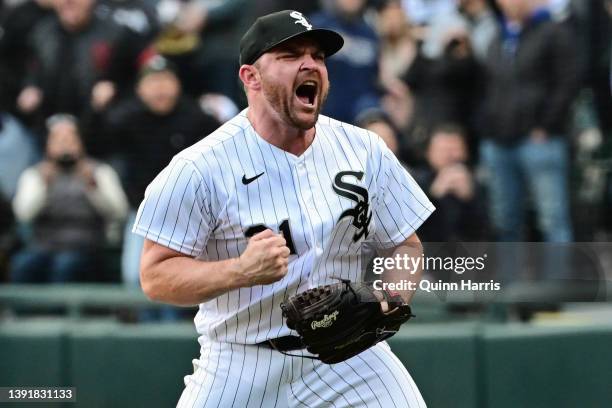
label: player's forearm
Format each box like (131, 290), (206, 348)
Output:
(140, 231), (289, 306)
(380, 233), (423, 303)
(141, 254), (244, 306)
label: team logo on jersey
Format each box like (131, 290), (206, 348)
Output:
(290, 11), (312, 30)
(333, 171), (372, 242)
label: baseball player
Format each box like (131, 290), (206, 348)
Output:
(135, 10), (435, 407)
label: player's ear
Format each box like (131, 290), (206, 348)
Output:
(239, 64), (261, 92)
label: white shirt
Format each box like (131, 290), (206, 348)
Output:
(133, 110), (435, 343)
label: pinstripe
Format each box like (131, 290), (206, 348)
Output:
(245, 343), (261, 407)
(250, 131), (287, 340)
(342, 359), (383, 408)
(284, 151), (317, 243)
(299, 159), (327, 286)
(272, 354), (288, 408)
(221, 141), (245, 342)
(258, 348), (274, 408)
(210, 148), (231, 338)
(265, 141), (311, 325)
(328, 364), (368, 406)
(229, 132), (256, 342)
(289, 382), (312, 408)
(377, 344), (425, 408)
(177, 181), (204, 254)
(338, 123), (366, 169)
(294, 356), (334, 408)
(367, 347), (412, 408)
(388, 171), (428, 221)
(217, 342), (236, 406)
(230, 344), (247, 408)
(153, 163), (188, 240)
(310, 133), (342, 283)
(241, 130), (269, 343)
(132, 112), (433, 407)
(356, 354), (398, 408)
(190, 341), (219, 408)
(317, 126), (355, 282)
(195, 154), (221, 214)
(310, 360), (352, 407)
(349, 123), (370, 154)
(297, 355), (338, 408)
(233, 128), (263, 343)
(142, 161), (185, 235)
(167, 171), (196, 243)
(197, 324), (223, 406)
(180, 341), (212, 407)
(288, 353), (311, 407)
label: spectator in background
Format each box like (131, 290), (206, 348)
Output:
(16, 0), (145, 137)
(254, 0), (320, 17)
(403, 19), (483, 163)
(311, 0), (382, 124)
(10, 114), (128, 283)
(99, 55), (219, 290)
(401, 0), (456, 25)
(377, 0), (418, 83)
(155, 0), (252, 104)
(356, 108), (401, 156)
(375, 0), (418, 132)
(480, 0), (579, 242)
(97, 0), (160, 44)
(456, 0), (498, 63)
(0, 113), (38, 200)
(0, 0), (54, 115)
(0, 194), (16, 282)
(412, 124), (488, 242)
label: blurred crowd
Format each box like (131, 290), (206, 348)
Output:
(0, 0), (611, 293)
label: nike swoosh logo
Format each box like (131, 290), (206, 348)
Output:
(242, 172), (265, 185)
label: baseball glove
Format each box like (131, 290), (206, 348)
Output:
(280, 279), (414, 364)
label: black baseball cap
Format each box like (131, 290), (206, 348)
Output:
(239, 10), (344, 66)
(138, 54), (178, 80)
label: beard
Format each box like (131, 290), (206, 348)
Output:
(259, 72), (329, 130)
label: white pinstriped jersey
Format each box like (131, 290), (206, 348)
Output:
(133, 109), (434, 344)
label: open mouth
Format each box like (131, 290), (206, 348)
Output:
(295, 81), (318, 106)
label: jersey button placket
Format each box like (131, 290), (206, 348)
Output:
(296, 159), (311, 204)
(292, 158), (317, 252)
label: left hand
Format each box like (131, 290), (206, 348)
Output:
(91, 81), (116, 111)
(445, 164), (474, 201)
(76, 160), (97, 190)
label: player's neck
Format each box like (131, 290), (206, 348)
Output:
(247, 106), (315, 157)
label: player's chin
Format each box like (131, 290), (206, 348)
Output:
(290, 105), (320, 129)
(291, 111), (319, 130)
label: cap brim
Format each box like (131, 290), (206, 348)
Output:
(247, 28), (344, 65)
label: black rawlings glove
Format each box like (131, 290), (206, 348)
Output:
(280, 280), (414, 364)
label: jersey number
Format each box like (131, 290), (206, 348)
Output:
(245, 219), (297, 254)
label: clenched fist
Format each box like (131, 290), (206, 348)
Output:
(235, 229), (290, 286)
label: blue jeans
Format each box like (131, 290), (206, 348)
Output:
(121, 211), (144, 286)
(10, 248), (92, 283)
(480, 137), (574, 282)
(480, 137), (573, 242)
(122, 210), (183, 321)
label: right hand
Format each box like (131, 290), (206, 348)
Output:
(17, 86), (43, 113)
(39, 161), (58, 184)
(176, 2), (207, 33)
(235, 229), (290, 286)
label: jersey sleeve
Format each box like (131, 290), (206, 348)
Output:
(372, 140), (435, 247)
(132, 157), (214, 257)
